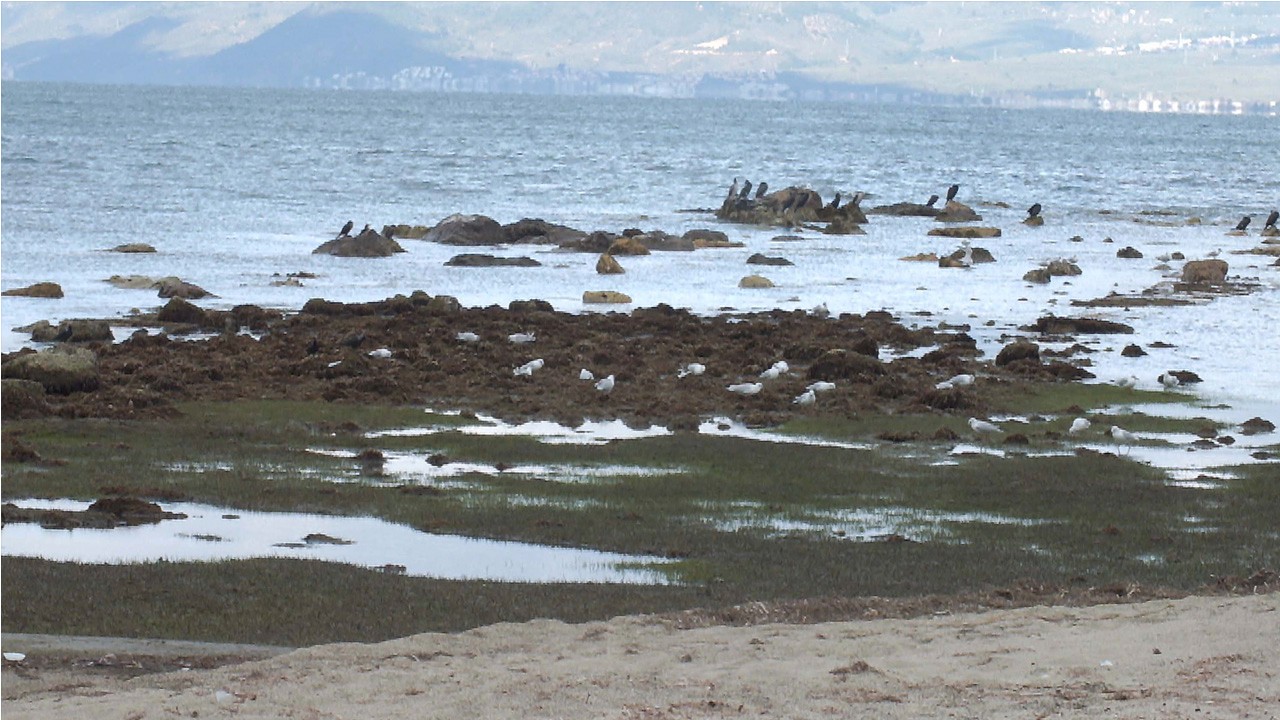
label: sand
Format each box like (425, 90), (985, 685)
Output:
(4, 592), (1276, 719)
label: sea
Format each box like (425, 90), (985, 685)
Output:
(3, 81), (1279, 420)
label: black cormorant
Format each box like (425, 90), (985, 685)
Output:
(926, 194), (939, 207)
(827, 192), (841, 210)
(1236, 215), (1251, 231)
(361, 223), (371, 234)
(1265, 210), (1278, 229)
(946, 184), (960, 202)
(755, 182), (768, 199)
(1027, 203), (1042, 219)
(727, 177), (741, 200)
(338, 220), (354, 238)
(739, 180), (753, 199)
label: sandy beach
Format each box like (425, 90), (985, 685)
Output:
(5, 592), (1277, 719)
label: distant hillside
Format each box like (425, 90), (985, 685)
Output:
(3, 2), (1278, 108)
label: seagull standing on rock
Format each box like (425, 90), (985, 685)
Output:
(1158, 371), (1181, 390)
(595, 375), (615, 394)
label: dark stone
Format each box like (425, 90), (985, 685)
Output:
(444, 254), (542, 268)
(502, 218), (586, 245)
(2, 282), (64, 298)
(422, 214), (505, 246)
(155, 277), (212, 298)
(746, 253), (794, 266)
(995, 340), (1040, 366)
(1025, 316), (1134, 335)
(313, 229), (405, 257)
(157, 297), (208, 325)
(1117, 246), (1144, 259)
(807, 349), (884, 382)
(1121, 344), (1147, 357)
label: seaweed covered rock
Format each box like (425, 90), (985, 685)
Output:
(1, 346), (100, 394)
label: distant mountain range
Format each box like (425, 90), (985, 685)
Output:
(3, 2), (1278, 110)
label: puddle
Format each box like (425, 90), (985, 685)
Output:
(0, 499), (674, 584)
(368, 414), (672, 445)
(699, 417), (874, 450)
(307, 448), (685, 486)
(708, 503), (1048, 542)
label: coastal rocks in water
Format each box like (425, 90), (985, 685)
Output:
(739, 275), (775, 289)
(582, 290), (632, 304)
(0, 379), (50, 420)
(1, 346), (100, 394)
(821, 216), (868, 235)
(900, 252), (939, 263)
(3, 282), (64, 298)
(111, 243), (157, 253)
(596, 253), (625, 274)
(313, 229), (405, 258)
(1121, 344), (1147, 357)
(746, 253), (794, 266)
(156, 297), (208, 325)
(934, 201), (982, 223)
(1023, 215), (1045, 227)
(1023, 268), (1052, 284)
(928, 226), (1002, 239)
(867, 202), (940, 218)
(20, 319), (113, 343)
(1025, 316), (1134, 335)
(444, 254), (542, 268)
(561, 230), (619, 253)
(685, 229), (741, 248)
(939, 247), (996, 268)
(1026, 259), (1082, 281)
(106, 275), (158, 290)
(503, 218), (586, 246)
(1241, 417), (1276, 435)
(995, 340), (1040, 367)
(1, 497), (187, 530)
(381, 224), (430, 240)
(607, 236), (651, 256)
(1167, 369), (1202, 385)
(1117, 246), (1144, 259)
(1181, 259), (1228, 284)
(716, 186), (836, 226)
(423, 214), (506, 246)
(155, 277), (212, 299)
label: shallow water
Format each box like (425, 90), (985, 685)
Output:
(0, 499), (674, 584)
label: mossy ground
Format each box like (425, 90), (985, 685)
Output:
(3, 393), (1276, 647)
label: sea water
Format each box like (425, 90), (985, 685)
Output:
(3, 82), (1279, 416)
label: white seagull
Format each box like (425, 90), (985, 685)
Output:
(772, 360), (790, 374)
(508, 332), (536, 344)
(367, 348), (392, 359)
(759, 366), (782, 380)
(455, 331), (480, 343)
(513, 358), (545, 376)
(1158, 371), (1180, 390)
(579, 368), (595, 381)
(678, 363), (706, 378)
(1109, 425), (1138, 452)
(728, 382), (764, 395)
(595, 375), (615, 393)
(807, 381), (837, 393)
(793, 389), (816, 405)
(1116, 375), (1139, 390)
(1068, 417), (1091, 436)
(968, 417), (1002, 437)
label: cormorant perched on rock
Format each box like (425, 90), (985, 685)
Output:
(739, 180), (753, 200)
(1027, 203), (1042, 219)
(827, 192), (841, 210)
(755, 182), (768, 199)
(1235, 215), (1252, 231)
(849, 191), (865, 208)
(338, 220), (354, 238)
(1266, 210), (1279, 229)
(361, 223), (372, 234)
(727, 177), (741, 200)
(926, 194), (939, 208)
(946, 184), (960, 202)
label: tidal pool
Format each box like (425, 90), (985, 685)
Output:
(0, 499), (675, 584)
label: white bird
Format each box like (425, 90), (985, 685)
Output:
(678, 363), (706, 378)
(947, 374), (975, 387)
(1068, 417), (1091, 436)
(759, 366), (782, 380)
(455, 331), (480, 343)
(807, 381), (837, 393)
(811, 302), (830, 318)
(1109, 425), (1138, 451)
(728, 382), (764, 395)
(772, 360), (790, 374)
(508, 332), (536, 344)
(595, 374), (615, 393)
(513, 358), (544, 376)
(1116, 375), (1138, 390)
(579, 368), (595, 381)
(935, 380), (954, 390)
(1158, 371), (1180, 390)
(968, 417), (1002, 436)
(793, 389), (816, 405)
(367, 348), (392, 359)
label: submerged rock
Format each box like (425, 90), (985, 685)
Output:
(444, 254), (541, 268)
(3, 282), (64, 298)
(582, 290), (632, 304)
(928, 226), (1002, 239)
(738, 275), (775, 289)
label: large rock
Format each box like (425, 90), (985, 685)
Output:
(928, 226), (1001, 239)
(423, 214), (505, 246)
(995, 340), (1041, 366)
(312, 229), (405, 258)
(607, 236), (651, 256)
(582, 290), (632, 304)
(1181, 259), (1228, 283)
(596, 253), (625, 275)
(746, 253), (793, 266)
(3, 282), (64, 298)
(934, 201), (982, 222)
(807, 348), (884, 381)
(154, 276), (212, 299)
(1026, 316), (1134, 335)
(444, 254), (541, 267)
(0, 378), (50, 419)
(716, 186), (826, 225)
(867, 202), (940, 217)
(1, 346), (100, 394)
(156, 297), (208, 325)
(502, 218), (586, 246)
(739, 275), (775, 289)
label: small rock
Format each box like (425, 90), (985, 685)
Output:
(596, 253), (624, 275)
(1117, 246), (1143, 259)
(1121, 344), (1147, 357)
(746, 253), (793, 266)
(927, 226), (1002, 239)
(443, 254), (541, 267)
(111, 243), (157, 253)
(154, 277), (211, 299)
(582, 290), (632, 304)
(738, 275), (775, 289)
(996, 340), (1040, 366)
(1241, 417), (1275, 435)
(156, 297), (208, 325)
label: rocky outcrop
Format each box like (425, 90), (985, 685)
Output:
(739, 275), (775, 288)
(928, 227), (1002, 239)
(3, 282), (64, 298)
(111, 243), (157, 253)
(1181, 259), (1228, 284)
(422, 214), (505, 246)
(444, 254), (541, 268)
(939, 247), (996, 268)
(381, 224), (430, 240)
(995, 340), (1040, 367)
(155, 277), (212, 299)
(1, 346), (100, 394)
(867, 202), (940, 217)
(935, 201), (982, 222)
(607, 236), (651, 256)
(596, 253), (624, 275)
(157, 297), (208, 325)
(716, 186), (867, 228)
(746, 253), (793, 266)
(106, 275), (158, 289)
(582, 290), (632, 304)
(1025, 316), (1134, 335)
(19, 319), (113, 343)
(807, 348), (884, 381)
(0, 378), (50, 419)
(1117, 246), (1143, 259)
(502, 218), (586, 246)
(1023, 216), (1045, 227)
(313, 229), (405, 258)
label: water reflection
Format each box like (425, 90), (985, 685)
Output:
(1, 499), (674, 584)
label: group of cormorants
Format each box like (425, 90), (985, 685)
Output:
(1236, 210), (1280, 232)
(335, 221), (377, 239)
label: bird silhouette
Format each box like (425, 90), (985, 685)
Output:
(337, 220), (354, 238)
(1235, 215), (1251, 231)
(946, 184), (960, 202)
(1027, 203), (1042, 218)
